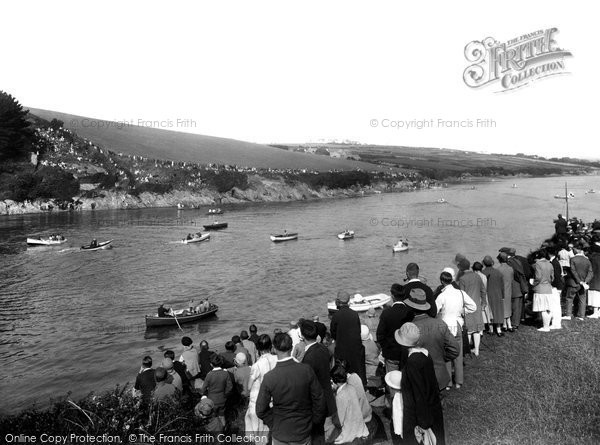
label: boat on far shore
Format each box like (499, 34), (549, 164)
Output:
(207, 208), (223, 215)
(270, 232), (298, 242)
(437, 198), (447, 204)
(586, 189), (596, 194)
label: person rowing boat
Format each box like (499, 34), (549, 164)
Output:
(158, 304), (172, 317)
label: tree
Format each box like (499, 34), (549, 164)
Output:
(0, 91), (33, 161)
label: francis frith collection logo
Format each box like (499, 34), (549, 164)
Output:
(463, 27), (572, 92)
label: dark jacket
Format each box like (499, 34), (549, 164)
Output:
(590, 252), (600, 291)
(376, 301), (414, 366)
(256, 358), (325, 443)
(412, 314), (460, 390)
(330, 306), (365, 382)
(550, 257), (564, 290)
(302, 342), (337, 418)
(201, 368), (233, 409)
(198, 349), (216, 380)
(134, 368), (156, 406)
(568, 254), (593, 288)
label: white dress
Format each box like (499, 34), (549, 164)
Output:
(244, 353), (278, 440)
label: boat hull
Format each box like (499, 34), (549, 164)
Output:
(145, 306), (218, 327)
(27, 237), (67, 246)
(203, 223), (228, 230)
(182, 233), (211, 244)
(270, 233), (298, 242)
(80, 240), (113, 251)
(328, 293), (391, 313)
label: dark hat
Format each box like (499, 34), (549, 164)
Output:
(453, 253), (466, 265)
(390, 283), (404, 300)
(457, 258), (470, 271)
(498, 247), (511, 253)
(497, 252), (509, 262)
(482, 255), (494, 267)
(403, 288), (431, 311)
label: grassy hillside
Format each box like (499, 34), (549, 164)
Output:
(27, 108), (387, 172)
(278, 144), (592, 179)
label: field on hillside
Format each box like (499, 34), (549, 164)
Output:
(27, 108), (391, 172)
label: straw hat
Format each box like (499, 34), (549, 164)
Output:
(385, 370), (402, 390)
(394, 322), (420, 347)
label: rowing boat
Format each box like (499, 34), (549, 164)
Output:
(327, 293), (391, 313)
(181, 233), (210, 244)
(270, 233), (298, 242)
(393, 240), (409, 252)
(145, 305), (219, 327)
(337, 230), (354, 240)
(27, 236), (67, 246)
(203, 222), (228, 230)
(80, 240), (113, 251)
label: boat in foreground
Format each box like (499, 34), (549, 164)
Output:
(337, 230), (355, 240)
(203, 222), (228, 230)
(27, 235), (67, 246)
(145, 304), (219, 327)
(80, 240), (113, 251)
(181, 233), (210, 244)
(327, 293), (391, 313)
(270, 233), (298, 242)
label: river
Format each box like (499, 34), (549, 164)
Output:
(0, 175), (598, 414)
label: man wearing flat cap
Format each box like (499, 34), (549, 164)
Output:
(330, 290), (366, 385)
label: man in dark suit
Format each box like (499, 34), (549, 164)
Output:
(555, 213), (568, 239)
(256, 333), (325, 445)
(330, 290), (366, 384)
(566, 244), (594, 319)
(301, 320), (340, 445)
(376, 283), (414, 373)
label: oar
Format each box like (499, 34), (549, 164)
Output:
(172, 311), (184, 332)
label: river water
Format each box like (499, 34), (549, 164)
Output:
(1, 175), (598, 414)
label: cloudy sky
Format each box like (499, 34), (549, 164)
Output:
(1, 1), (596, 158)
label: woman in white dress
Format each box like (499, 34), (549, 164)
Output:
(435, 271), (476, 390)
(244, 334), (278, 442)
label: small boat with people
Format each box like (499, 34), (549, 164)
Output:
(393, 239), (409, 252)
(27, 234), (67, 246)
(207, 208), (223, 215)
(80, 239), (113, 251)
(437, 198), (447, 203)
(554, 193), (575, 199)
(337, 230), (354, 240)
(327, 293), (391, 313)
(181, 232), (210, 244)
(177, 203), (185, 209)
(586, 189), (596, 194)
(145, 303), (219, 327)
(512, 184), (518, 188)
(270, 232), (298, 242)
(203, 222), (228, 230)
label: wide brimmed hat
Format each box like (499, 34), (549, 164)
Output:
(360, 324), (372, 341)
(403, 288), (431, 311)
(384, 370), (402, 390)
(394, 322), (420, 347)
(453, 253), (466, 265)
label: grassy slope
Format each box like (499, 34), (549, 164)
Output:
(443, 320), (600, 444)
(289, 144), (586, 174)
(27, 108), (388, 172)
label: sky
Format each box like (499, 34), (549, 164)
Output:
(1, 1), (597, 159)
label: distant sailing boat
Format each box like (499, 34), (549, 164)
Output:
(554, 182), (571, 220)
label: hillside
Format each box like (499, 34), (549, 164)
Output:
(276, 143), (592, 179)
(27, 108), (388, 172)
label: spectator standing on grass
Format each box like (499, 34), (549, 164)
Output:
(221, 341), (237, 369)
(435, 271), (476, 390)
(331, 290), (366, 384)
(458, 258), (486, 356)
(198, 341), (215, 381)
(376, 283), (414, 374)
(567, 243), (594, 320)
(256, 333), (325, 445)
(201, 354), (233, 424)
(241, 330), (258, 364)
(245, 334), (278, 443)
(531, 249), (555, 332)
(180, 336), (202, 390)
(496, 253), (515, 332)
(152, 367), (178, 403)
(482, 256), (506, 336)
(548, 247), (564, 329)
(248, 324), (260, 346)
(587, 242), (600, 318)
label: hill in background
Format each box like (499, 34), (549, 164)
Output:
(27, 108), (388, 172)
